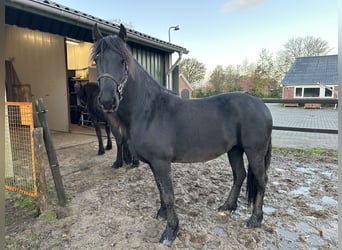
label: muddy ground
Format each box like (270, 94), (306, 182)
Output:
(5, 136), (338, 249)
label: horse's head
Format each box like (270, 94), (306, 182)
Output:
(92, 23), (132, 112)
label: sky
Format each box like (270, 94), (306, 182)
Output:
(56, 0), (338, 71)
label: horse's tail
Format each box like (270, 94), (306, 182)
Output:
(247, 137), (272, 205)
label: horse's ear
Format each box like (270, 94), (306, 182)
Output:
(118, 24), (127, 42)
(92, 23), (103, 42)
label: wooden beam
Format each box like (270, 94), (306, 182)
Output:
(34, 98), (66, 206)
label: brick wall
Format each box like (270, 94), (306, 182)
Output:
(334, 85), (339, 99)
(179, 75), (192, 99)
(283, 86), (295, 99)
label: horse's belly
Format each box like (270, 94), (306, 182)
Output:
(173, 146), (227, 163)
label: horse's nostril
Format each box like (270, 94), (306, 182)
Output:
(98, 95), (116, 112)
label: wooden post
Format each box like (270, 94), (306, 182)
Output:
(33, 127), (48, 211)
(34, 98), (66, 206)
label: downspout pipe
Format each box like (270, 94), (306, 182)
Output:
(166, 51), (183, 90)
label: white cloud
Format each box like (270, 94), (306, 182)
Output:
(223, 0), (264, 14)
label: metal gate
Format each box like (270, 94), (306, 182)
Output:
(5, 102), (38, 197)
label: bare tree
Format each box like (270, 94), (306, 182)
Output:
(276, 36), (331, 75)
(179, 58), (206, 86)
(208, 65), (225, 93)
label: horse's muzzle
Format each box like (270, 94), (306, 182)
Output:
(97, 94), (119, 113)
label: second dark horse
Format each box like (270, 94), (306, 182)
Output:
(78, 82), (138, 168)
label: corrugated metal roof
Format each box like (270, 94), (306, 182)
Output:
(281, 55), (338, 86)
(5, 0), (189, 54)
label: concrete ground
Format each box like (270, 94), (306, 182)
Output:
(267, 104), (338, 150)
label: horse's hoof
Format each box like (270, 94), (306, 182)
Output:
(106, 145), (112, 150)
(218, 203), (237, 212)
(98, 149), (105, 155)
(246, 215), (262, 228)
(159, 225), (179, 245)
(112, 162), (123, 169)
(131, 160), (140, 168)
(124, 159), (132, 165)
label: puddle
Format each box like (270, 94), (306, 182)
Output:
(263, 206), (277, 215)
(207, 241), (221, 249)
(322, 171), (333, 177)
(289, 186), (310, 196)
(309, 203), (324, 210)
(295, 166), (313, 174)
(322, 196), (337, 206)
(211, 226), (226, 237)
(276, 221), (326, 249)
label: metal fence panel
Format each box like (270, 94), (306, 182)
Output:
(5, 102), (38, 197)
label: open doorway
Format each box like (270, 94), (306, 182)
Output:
(65, 39), (96, 128)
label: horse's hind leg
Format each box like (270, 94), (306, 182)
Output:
(218, 146), (246, 212)
(149, 160), (179, 245)
(244, 146), (270, 228)
(105, 123), (112, 150)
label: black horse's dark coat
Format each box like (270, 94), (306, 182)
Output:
(92, 24), (272, 245)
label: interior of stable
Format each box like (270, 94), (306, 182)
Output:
(5, 25), (99, 132)
(66, 39), (97, 128)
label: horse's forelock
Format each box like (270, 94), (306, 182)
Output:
(92, 35), (135, 79)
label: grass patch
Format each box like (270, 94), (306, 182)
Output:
(273, 146), (338, 157)
(5, 191), (39, 226)
(5, 235), (18, 250)
(39, 210), (57, 224)
(5, 190), (38, 209)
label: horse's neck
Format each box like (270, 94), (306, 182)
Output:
(87, 91), (102, 116)
(119, 63), (162, 126)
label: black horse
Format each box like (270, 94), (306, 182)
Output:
(92, 24), (273, 245)
(78, 82), (138, 168)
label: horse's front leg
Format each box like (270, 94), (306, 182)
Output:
(105, 123), (112, 150)
(111, 127), (123, 169)
(93, 120), (105, 155)
(150, 160), (179, 245)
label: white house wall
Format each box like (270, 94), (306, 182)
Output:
(5, 25), (68, 132)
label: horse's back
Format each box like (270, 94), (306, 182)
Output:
(175, 92), (272, 128)
(160, 92), (272, 162)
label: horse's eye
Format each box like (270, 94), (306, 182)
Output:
(94, 54), (100, 62)
(121, 59), (125, 65)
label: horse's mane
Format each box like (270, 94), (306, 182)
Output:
(91, 35), (135, 78)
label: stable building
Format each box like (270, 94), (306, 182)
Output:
(280, 55), (338, 108)
(5, 0), (188, 131)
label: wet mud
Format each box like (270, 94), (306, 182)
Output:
(5, 140), (338, 249)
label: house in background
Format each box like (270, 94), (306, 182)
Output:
(179, 74), (193, 99)
(280, 55), (338, 108)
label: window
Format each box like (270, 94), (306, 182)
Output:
(303, 88), (320, 97)
(325, 88), (333, 97)
(294, 86), (334, 98)
(295, 88), (303, 97)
